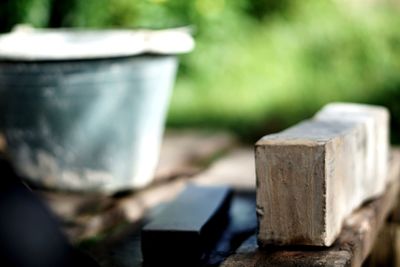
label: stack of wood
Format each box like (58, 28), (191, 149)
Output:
(223, 103), (400, 267)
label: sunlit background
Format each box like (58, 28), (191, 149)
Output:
(2, 0), (400, 142)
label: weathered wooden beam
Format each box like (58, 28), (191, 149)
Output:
(255, 103), (389, 246)
(222, 150), (400, 267)
(315, 103), (390, 195)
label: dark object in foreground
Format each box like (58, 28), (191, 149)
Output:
(141, 184), (233, 265)
(0, 154), (99, 267)
(86, 191), (256, 267)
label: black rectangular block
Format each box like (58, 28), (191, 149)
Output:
(141, 184), (232, 265)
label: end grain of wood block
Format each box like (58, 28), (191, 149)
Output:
(255, 104), (389, 247)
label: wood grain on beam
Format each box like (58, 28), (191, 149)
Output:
(256, 104), (389, 246)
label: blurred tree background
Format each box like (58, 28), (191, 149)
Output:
(1, 0), (400, 142)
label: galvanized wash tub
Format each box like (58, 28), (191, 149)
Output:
(0, 28), (194, 193)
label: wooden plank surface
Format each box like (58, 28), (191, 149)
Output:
(222, 149), (400, 267)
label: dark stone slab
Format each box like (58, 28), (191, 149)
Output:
(86, 191), (256, 267)
(141, 184), (233, 265)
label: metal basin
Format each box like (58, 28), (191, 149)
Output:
(0, 29), (193, 193)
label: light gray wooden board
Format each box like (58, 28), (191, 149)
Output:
(222, 150), (400, 267)
(315, 103), (390, 196)
(256, 120), (366, 246)
(256, 103), (389, 246)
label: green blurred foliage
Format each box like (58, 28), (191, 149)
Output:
(0, 0), (51, 31)
(170, 1), (400, 142)
(1, 0), (400, 142)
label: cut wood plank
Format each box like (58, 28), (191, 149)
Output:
(256, 103), (389, 246)
(315, 103), (389, 195)
(222, 150), (400, 267)
(256, 120), (365, 246)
